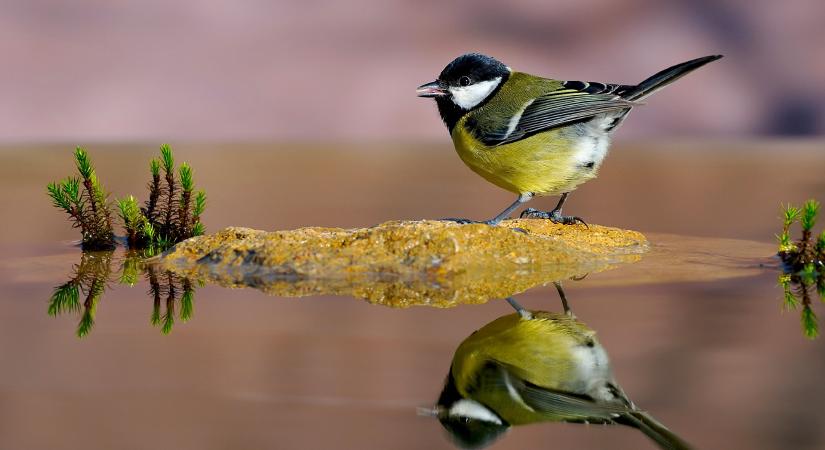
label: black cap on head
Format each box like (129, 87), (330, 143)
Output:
(436, 370), (509, 450)
(439, 416), (509, 450)
(438, 53), (509, 86)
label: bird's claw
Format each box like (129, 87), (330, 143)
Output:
(519, 208), (589, 228)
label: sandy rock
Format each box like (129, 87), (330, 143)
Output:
(157, 219), (648, 307)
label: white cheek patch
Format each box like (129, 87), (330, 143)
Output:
(449, 77), (502, 110)
(448, 399), (502, 424)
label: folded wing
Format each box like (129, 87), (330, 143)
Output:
(476, 84), (636, 146)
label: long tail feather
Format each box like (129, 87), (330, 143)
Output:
(622, 55), (722, 101)
(617, 411), (693, 450)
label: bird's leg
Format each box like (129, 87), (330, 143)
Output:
(553, 281), (574, 317)
(505, 297), (533, 320)
(486, 192), (533, 225)
(446, 192), (533, 225)
(520, 192), (587, 226)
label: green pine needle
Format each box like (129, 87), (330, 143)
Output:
(47, 181), (70, 212)
(89, 172), (109, 207)
(47, 178), (82, 213)
(780, 274), (797, 311)
(77, 311), (94, 338)
(194, 190), (206, 216)
(783, 287), (799, 311)
(150, 158), (160, 178)
(191, 221), (205, 237)
(48, 283), (80, 316)
(143, 221), (156, 241)
(801, 200), (820, 232)
(160, 144), (174, 173)
(151, 302), (161, 326)
(161, 312), (174, 335)
(801, 305), (818, 339)
(117, 196), (142, 226)
(76, 298), (99, 338)
(156, 234), (171, 249)
(90, 171), (100, 190)
(74, 147), (94, 180)
(179, 163), (193, 192)
(801, 263), (818, 283)
(180, 288), (194, 322)
(119, 257), (140, 286)
(63, 177), (81, 204)
(783, 204), (801, 229)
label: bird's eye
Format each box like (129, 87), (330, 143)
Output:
(462, 417), (471, 423)
(459, 76), (471, 87)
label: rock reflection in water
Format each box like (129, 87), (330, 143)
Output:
(158, 221), (647, 307)
(426, 284), (690, 450)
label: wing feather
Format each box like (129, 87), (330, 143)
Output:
(473, 361), (631, 422)
(476, 83), (637, 146)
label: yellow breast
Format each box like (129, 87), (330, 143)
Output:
(451, 313), (587, 395)
(451, 118), (600, 196)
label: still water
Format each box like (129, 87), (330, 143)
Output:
(1, 141), (824, 449)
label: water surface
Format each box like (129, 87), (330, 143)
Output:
(1, 141), (824, 449)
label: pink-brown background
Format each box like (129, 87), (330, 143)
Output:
(2, 2), (825, 450)
(1, 0), (824, 142)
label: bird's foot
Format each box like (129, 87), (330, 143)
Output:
(520, 208), (588, 227)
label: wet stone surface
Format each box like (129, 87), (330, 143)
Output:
(157, 219), (648, 307)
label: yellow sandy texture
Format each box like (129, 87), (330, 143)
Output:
(157, 219), (648, 307)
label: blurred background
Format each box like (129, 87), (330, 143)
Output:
(3, 3), (825, 450)
(1, 0), (824, 142)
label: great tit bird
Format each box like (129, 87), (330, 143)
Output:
(427, 293), (690, 450)
(417, 53), (722, 225)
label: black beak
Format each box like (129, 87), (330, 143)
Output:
(416, 80), (448, 98)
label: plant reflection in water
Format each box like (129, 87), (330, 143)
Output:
(48, 250), (199, 337)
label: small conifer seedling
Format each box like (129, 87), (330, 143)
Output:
(49, 145), (207, 252)
(777, 200), (825, 339)
(47, 148), (116, 250)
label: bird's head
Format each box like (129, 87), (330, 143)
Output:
(417, 53), (510, 114)
(417, 369), (509, 449)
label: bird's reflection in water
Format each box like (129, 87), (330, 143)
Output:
(425, 283), (690, 450)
